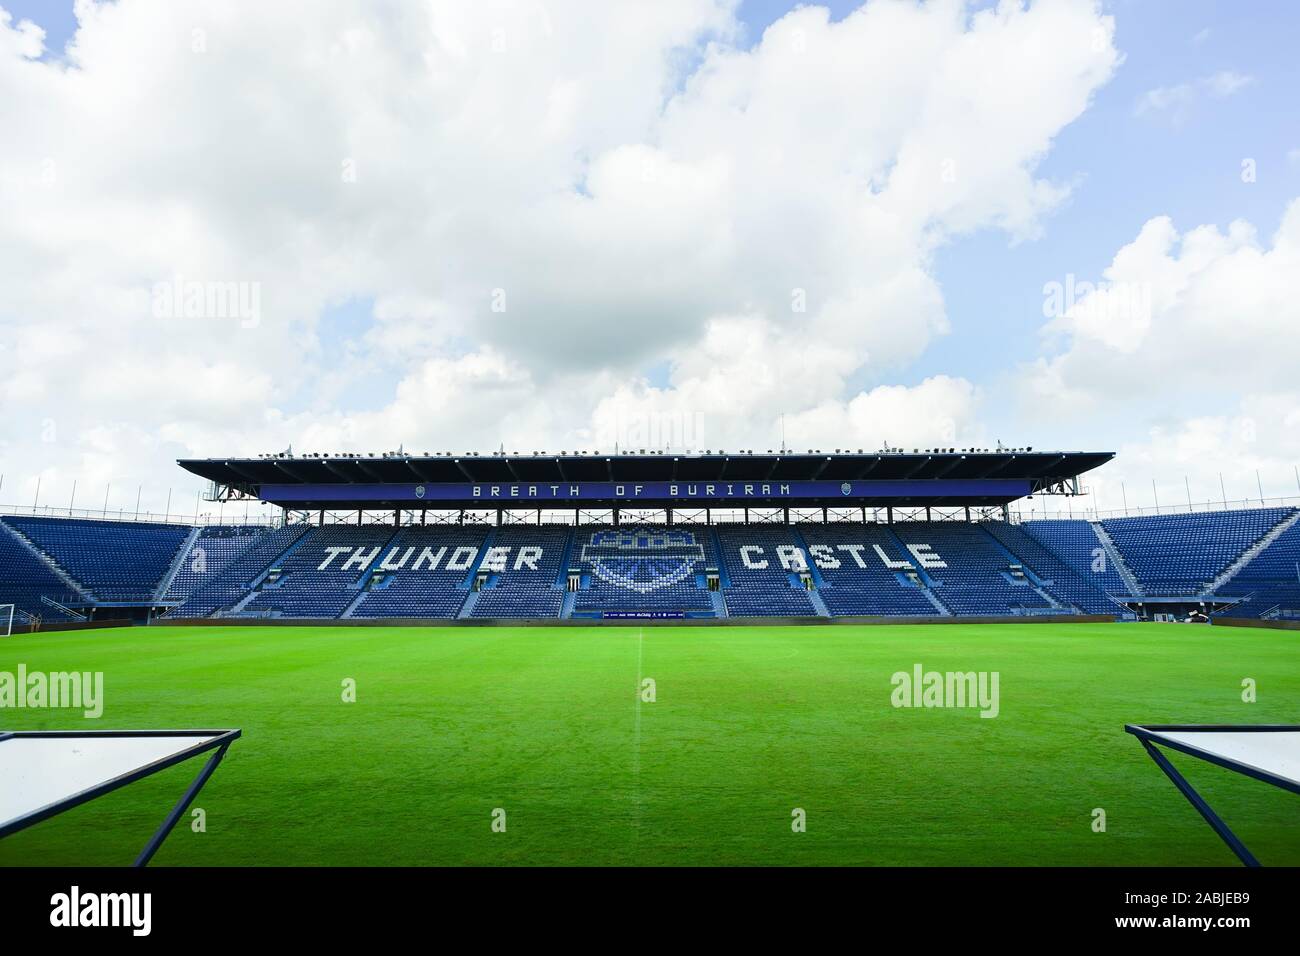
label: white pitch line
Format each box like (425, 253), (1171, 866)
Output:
(632, 626), (644, 841)
(633, 626), (643, 776)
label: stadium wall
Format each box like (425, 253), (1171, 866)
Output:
(143, 613), (1115, 628)
(1210, 616), (1300, 632)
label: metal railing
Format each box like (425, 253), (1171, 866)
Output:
(0, 502), (284, 527)
(4, 494), (1299, 528)
(1011, 494), (1300, 523)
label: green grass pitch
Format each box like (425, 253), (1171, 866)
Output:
(2, 621), (1297, 866)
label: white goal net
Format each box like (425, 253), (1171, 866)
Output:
(1, 604), (14, 638)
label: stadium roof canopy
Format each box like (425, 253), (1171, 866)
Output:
(178, 449), (1114, 511)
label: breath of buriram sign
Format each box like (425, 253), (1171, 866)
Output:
(312, 538), (948, 574)
(257, 478), (1030, 504)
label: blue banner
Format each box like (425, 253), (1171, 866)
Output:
(257, 478), (1031, 504)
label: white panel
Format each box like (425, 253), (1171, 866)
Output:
(0, 735), (218, 827)
(1151, 730), (1300, 787)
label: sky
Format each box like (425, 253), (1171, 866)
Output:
(1, 0), (1298, 519)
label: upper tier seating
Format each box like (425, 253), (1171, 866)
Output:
(1101, 508), (1294, 595)
(6, 516), (190, 601)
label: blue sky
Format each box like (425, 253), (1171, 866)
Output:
(728, 0), (1300, 450)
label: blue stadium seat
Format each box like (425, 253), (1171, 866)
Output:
(6, 516), (189, 602)
(0, 518), (77, 620)
(889, 522), (1056, 616)
(714, 524), (817, 616)
(797, 524), (939, 616)
(349, 526), (488, 619)
(982, 522), (1127, 615)
(469, 526), (570, 619)
(167, 525), (307, 617)
(7, 509), (1294, 623)
(1215, 513), (1300, 618)
(1101, 509), (1292, 595)
(571, 526), (717, 616)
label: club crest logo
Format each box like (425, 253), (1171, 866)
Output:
(414, 485), (426, 499)
(840, 482), (852, 495)
(582, 529), (706, 593)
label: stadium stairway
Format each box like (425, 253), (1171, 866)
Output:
(980, 521), (1123, 616)
(797, 523), (943, 617)
(457, 590), (482, 619)
(224, 590), (260, 616)
(805, 588), (831, 618)
(1090, 522), (1143, 597)
(1206, 508), (1300, 595)
(886, 525), (952, 615)
(166, 525), (308, 617)
(0, 520), (84, 621)
(709, 589), (728, 617)
(891, 522), (1054, 616)
(1101, 508), (1293, 596)
(154, 526), (202, 603)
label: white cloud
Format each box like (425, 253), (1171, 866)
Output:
(0, 0), (1121, 511)
(1024, 198), (1300, 512)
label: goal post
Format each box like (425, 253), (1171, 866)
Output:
(1, 604), (13, 638)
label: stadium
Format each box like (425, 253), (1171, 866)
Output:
(3, 447), (1299, 868)
(4, 4), (1300, 933)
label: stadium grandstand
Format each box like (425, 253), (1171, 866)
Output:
(3, 448), (1299, 628)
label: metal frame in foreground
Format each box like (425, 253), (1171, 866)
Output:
(1126, 724), (1300, 866)
(0, 729), (240, 866)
